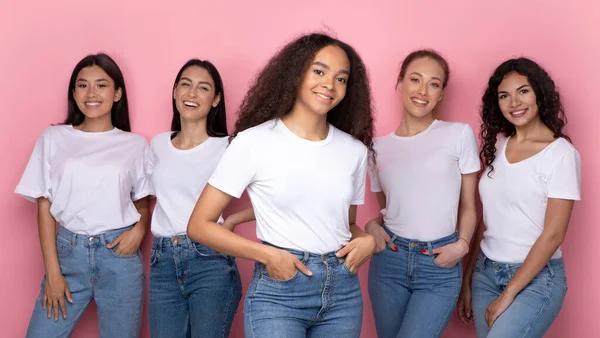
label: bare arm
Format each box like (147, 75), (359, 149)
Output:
(106, 196), (150, 255)
(222, 207), (256, 231)
(187, 184), (311, 279)
(336, 205), (376, 273)
(364, 192), (393, 252)
(457, 173), (478, 245)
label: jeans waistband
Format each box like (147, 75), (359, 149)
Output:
(382, 225), (458, 250)
(478, 253), (564, 276)
(262, 242), (343, 264)
(58, 225), (134, 246)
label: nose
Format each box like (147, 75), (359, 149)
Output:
(321, 75), (335, 91)
(418, 82), (427, 96)
(509, 94), (521, 107)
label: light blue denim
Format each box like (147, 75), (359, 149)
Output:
(148, 235), (242, 338)
(368, 226), (462, 338)
(26, 226), (144, 338)
(472, 253), (567, 338)
(244, 243), (363, 338)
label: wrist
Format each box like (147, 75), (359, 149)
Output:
(258, 245), (278, 265)
(503, 285), (519, 298)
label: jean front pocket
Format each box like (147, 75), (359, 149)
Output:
(259, 263), (300, 283)
(192, 242), (227, 259)
(56, 235), (73, 258)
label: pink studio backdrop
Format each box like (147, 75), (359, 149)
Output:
(1, 1), (598, 337)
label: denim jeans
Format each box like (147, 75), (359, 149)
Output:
(148, 235), (242, 338)
(472, 253), (567, 338)
(244, 243), (363, 338)
(368, 227), (462, 338)
(26, 226), (144, 338)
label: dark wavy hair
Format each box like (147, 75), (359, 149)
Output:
(171, 59), (228, 137)
(233, 33), (374, 154)
(479, 57), (569, 176)
(397, 49), (450, 88)
(65, 53), (130, 131)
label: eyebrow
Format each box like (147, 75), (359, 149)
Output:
(498, 84), (531, 94)
(180, 77), (213, 87)
(410, 72), (442, 82)
(312, 61), (350, 75)
(76, 78), (109, 82)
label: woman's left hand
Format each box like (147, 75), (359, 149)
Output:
(335, 235), (376, 273)
(485, 291), (515, 329)
(422, 241), (469, 268)
(106, 226), (145, 255)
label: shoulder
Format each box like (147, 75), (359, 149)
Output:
(233, 120), (278, 145)
(331, 126), (368, 156)
(150, 132), (171, 147)
(434, 120), (474, 136)
(547, 138), (580, 160)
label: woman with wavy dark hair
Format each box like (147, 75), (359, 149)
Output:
(187, 33), (376, 337)
(365, 50), (479, 338)
(146, 59), (241, 338)
(15, 53), (150, 337)
(458, 58), (581, 337)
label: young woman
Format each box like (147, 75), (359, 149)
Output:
(146, 59), (241, 338)
(366, 50), (479, 338)
(16, 53), (150, 338)
(187, 33), (376, 338)
(458, 58), (581, 337)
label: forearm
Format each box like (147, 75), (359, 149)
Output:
(463, 219), (485, 284)
(133, 197), (150, 233)
(227, 208), (255, 226)
(37, 198), (61, 278)
(350, 223), (369, 239)
(457, 205), (477, 244)
(504, 231), (564, 297)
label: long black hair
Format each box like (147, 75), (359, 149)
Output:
(65, 53), (130, 131)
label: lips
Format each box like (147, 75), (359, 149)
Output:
(510, 108), (527, 117)
(183, 101), (199, 107)
(411, 97), (429, 106)
(314, 92), (334, 101)
(85, 101), (102, 107)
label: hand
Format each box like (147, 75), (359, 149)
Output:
(106, 226), (145, 256)
(43, 274), (73, 321)
(422, 241), (468, 268)
(335, 234), (377, 273)
(485, 291), (515, 329)
(457, 281), (473, 325)
(365, 220), (397, 252)
(264, 247), (312, 280)
(221, 217), (237, 231)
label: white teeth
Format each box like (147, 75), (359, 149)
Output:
(511, 109), (526, 116)
(184, 101), (199, 107)
(85, 102), (101, 107)
(316, 93), (332, 100)
(412, 98), (428, 105)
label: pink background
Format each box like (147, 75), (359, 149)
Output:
(1, 1), (598, 337)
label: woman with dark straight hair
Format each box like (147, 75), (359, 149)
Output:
(16, 53), (150, 338)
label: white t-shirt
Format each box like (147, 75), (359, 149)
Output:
(208, 119), (368, 254)
(479, 136), (581, 263)
(147, 132), (228, 237)
(15, 125), (151, 235)
(369, 120), (480, 241)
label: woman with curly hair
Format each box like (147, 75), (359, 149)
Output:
(365, 50), (480, 338)
(187, 33), (376, 337)
(457, 58), (581, 337)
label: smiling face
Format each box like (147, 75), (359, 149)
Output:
(293, 45), (350, 116)
(397, 57), (445, 119)
(497, 72), (540, 127)
(72, 65), (121, 121)
(173, 65), (221, 123)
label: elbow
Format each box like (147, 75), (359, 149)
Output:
(544, 230), (566, 248)
(186, 218), (206, 243)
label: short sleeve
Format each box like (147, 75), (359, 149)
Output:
(208, 132), (257, 198)
(145, 137), (159, 196)
(458, 124), (481, 174)
(548, 147), (581, 200)
(368, 155), (382, 193)
(14, 129), (52, 203)
(350, 149), (368, 205)
(132, 141), (152, 201)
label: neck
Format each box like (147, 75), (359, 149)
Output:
(76, 115), (114, 132)
(396, 110), (435, 137)
(282, 104), (329, 141)
(174, 118), (209, 149)
(513, 117), (553, 143)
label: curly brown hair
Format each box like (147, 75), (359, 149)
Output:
(233, 33), (375, 154)
(480, 57), (570, 176)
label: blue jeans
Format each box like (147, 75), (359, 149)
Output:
(148, 235), (242, 338)
(368, 227), (462, 338)
(244, 243), (363, 338)
(26, 226), (144, 338)
(471, 253), (567, 338)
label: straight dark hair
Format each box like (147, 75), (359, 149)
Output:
(171, 59), (228, 137)
(65, 53), (130, 131)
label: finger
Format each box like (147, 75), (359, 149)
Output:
(65, 287), (74, 303)
(383, 232), (391, 243)
(335, 242), (354, 258)
(59, 298), (67, 319)
(46, 298), (52, 318)
(42, 295), (47, 310)
(458, 303), (469, 325)
(420, 249), (430, 255)
(294, 259), (313, 276)
(53, 299), (59, 321)
(106, 235), (122, 249)
(485, 309), (492, 329)
(432, 247), (442, 255)
(388, 241), (399, 251)
(465, 298), (472, 319)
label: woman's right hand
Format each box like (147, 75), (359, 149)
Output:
(43, 274), (73, 321)
(457, 280), (473, 324)
(365, 220), (396, 252)
(264, 248), (312, 280)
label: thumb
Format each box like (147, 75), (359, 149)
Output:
(383, 233), (391, 243)
(294, 259), (312, 276)
(432, 247), (442, 255)
(465, 299), (472, 318)
(106, 235), (122, 249)
(65, 286), (73, 303)
(335, 242), (353, 258)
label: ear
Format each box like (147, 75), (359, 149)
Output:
(396, 81), (403, 92)
(212, 92), (221, 108)
(439, 91), (444, 101)
(173, 85), (177, 100)
(113, 88), (122, 103)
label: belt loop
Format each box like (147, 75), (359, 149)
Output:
(71, 230), (77, 246)
(186, 236), (193, 249)
(158, 237), (164, 255)
(426, 241), (434, 256)
(387, 235), (398, 248)
(546, 261), (555, 277)
(303, 251), (309, 264)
